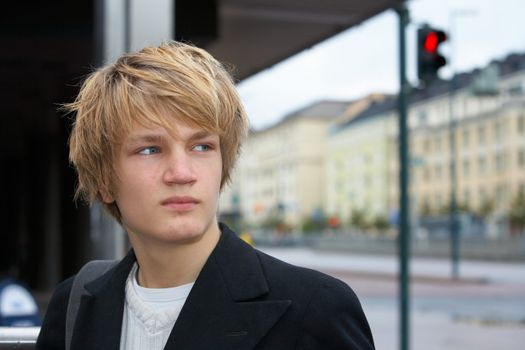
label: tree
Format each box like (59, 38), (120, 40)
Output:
(261, 214), (290, 233)
(419, 202), (433, 217)
(478, 197), (495, 218)
(349, 208), (367, 230)
(302, 208), (327, 234)
(372, 215), (390, 231)
(508, 189), (525, 235)
(301, 217), (326, 234)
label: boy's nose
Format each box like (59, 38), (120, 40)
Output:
(162, 153), (196, 185)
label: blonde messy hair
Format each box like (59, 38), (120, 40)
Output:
(67, 41), (249, 221)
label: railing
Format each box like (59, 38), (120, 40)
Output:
(253, 231), (525, 261)
(0, 328), (39, 349)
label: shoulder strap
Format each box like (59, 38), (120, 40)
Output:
(65, 260), (118, 350)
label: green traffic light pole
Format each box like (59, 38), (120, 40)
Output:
(396, 4), (410, 350)
(448, 66), (460, 280)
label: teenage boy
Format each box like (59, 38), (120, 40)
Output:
(36, 42), (375, 350)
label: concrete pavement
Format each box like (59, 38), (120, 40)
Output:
(259, 246), (525, 350)
(259, 247), (525, 284)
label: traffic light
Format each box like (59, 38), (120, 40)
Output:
(417, 25), (448, 84)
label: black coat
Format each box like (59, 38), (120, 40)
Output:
(36, 224), (375, 349)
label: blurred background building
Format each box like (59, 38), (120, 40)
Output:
(239, 101), (348, 228)
(222, 52), (525, 241)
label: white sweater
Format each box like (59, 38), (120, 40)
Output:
(119, 264), (194, 350)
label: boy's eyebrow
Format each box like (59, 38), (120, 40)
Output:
(124, 130), (217, 144)
(188, 130), (218, 141)
(125, 134), (164, 144)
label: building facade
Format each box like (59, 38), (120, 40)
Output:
(231, 101), (351, 229)
(222, 52), (525, 236)
(325, 100), (398, 226)
(409, 62), (525, 220)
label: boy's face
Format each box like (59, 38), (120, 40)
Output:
(103, 120), (222, 246)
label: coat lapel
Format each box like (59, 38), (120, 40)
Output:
(70, 251), (136, 350)
(68, 224), (291, 350)
(164, 224), (291, 349)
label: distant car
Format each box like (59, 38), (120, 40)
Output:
(0, 278), (41, 327)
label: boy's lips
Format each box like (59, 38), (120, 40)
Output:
(161, 196), (200, 211)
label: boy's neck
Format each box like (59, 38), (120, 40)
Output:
(129, 223), (221, 288)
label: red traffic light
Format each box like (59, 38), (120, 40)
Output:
(417, 25), (448, 84)
(423, 30), (447, 54)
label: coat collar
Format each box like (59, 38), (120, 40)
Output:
(72, 223), (291, 350)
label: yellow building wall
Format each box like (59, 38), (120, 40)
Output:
(325, 112), (397, 224)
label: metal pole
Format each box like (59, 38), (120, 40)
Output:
(448, 72), (460, 279)
(448, 12), (460, 280)
(396, 4), (410, 350)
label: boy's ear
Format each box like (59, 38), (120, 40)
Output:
(100, 189), (115, 203)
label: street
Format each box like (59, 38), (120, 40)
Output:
(260, 247), (525, 350)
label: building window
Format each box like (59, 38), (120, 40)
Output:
(463, 189), (470, 206)
(518, 149), (525, 168)
(423, 139), (430, 153)
(496, 185), (506, 203)
(478, 156), (486, 174)
(478, 126), (486, 144)
(336, 179), (344, 191)
(423, 167), (431, 181)
(364, 175), (372, 187)
(463, 159), (470, 176)
(421, 196), (431, 213)
(508, 84), (524, 96)
(462, 129), (469, 147)
(479, 186), (487, 201)
(519, 115), (525, 134)
(435, 193), (442, 208)
(435, 135), (442, 152)
(418, 110), (428, 126)
(494, 121), (505, 143)
(435, 165), (442, 179)
(495, 153), (506, 172)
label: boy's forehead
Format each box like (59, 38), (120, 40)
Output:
(123, 121), (218, 141)
(119, 102), (221, 141)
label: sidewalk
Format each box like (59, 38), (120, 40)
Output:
(364, 305), (525, 350)
(259, 246), (525, 350)
(258, 246), (525, 284)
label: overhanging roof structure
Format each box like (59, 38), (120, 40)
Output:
(205, 0), (405, 80)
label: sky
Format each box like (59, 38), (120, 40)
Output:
(237, 0), (525, 130)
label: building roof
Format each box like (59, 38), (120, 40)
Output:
(333, 51), (525, 132)
(254, 100), (352, 134)
(334, 96), (398, 133)
(494, 52), (525, 76)
(282, 100), (352, 122)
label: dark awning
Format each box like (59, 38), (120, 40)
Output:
(203, 0), (404, 80)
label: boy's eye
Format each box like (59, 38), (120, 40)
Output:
(193, 144), (211, 152)
(139, 147), (160, 155)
